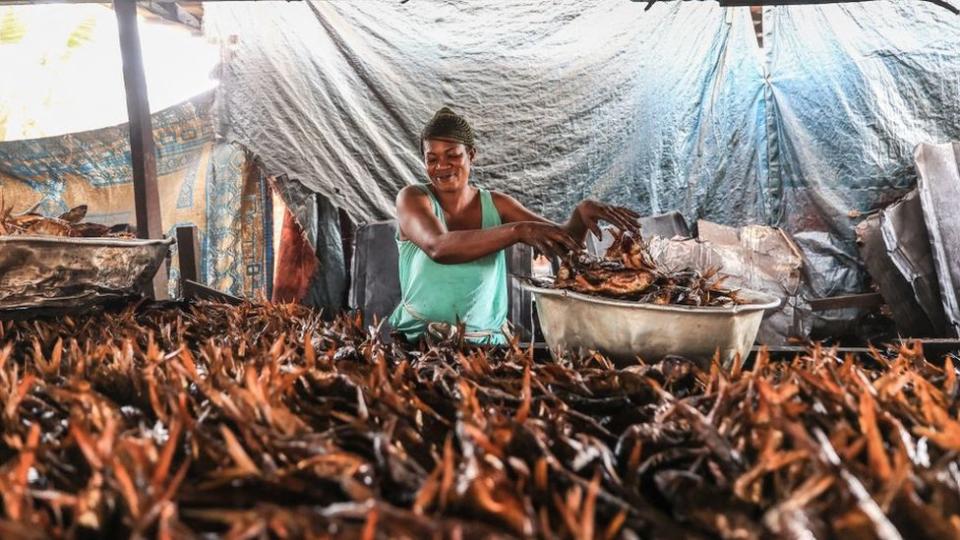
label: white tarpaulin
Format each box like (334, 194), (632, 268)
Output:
(204, 1), (767, 225)
(203, 1), (960, 306)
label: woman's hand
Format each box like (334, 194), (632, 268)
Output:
(574, 200), (640, 239)
(514, 222), (582, 258)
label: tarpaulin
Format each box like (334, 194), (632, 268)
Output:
(763, 2), (960, 299)
(271, 176), (347, 313)
(880, 188), (949, 336)
(914, 142), (960, 336)
(203, 1), (767, 225)
(202, 0), (960, 307)
(856, 213), (931, 337)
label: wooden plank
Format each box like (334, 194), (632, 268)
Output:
(914, 339), (960, 356)
(175, 225), (200, 284)
(807, 292), (885, 311)
(115, 0), (168, 299)
(338, 207), (354, 309)
(182, 279), (243, 305)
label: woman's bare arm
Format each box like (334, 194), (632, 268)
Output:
(396, 187), (579, 264)
(491, 192), (640, 245)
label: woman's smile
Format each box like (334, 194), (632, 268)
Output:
(433, 171), (457, 183)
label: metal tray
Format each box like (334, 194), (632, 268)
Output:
(0, 235), (173, 311)
(522, 281), (781, 365)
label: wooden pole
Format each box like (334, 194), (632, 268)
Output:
(115, 0), (168, 299)
(176, 225), (201, 284)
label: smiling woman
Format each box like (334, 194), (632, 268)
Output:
(388, 107), (640, 345)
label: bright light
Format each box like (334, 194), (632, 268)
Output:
(0, 4), (219, 142)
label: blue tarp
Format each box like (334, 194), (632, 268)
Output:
(764, 3), (960, 295)
(204, 1), (960, 298)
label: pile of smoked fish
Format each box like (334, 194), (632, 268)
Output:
(555, 230), (743, 307)
(0, 299), (958, 538)
(0, 201), (135, 238)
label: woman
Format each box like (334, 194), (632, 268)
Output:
(388, 107), (640, 345)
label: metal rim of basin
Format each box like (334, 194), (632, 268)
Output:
(0, 235), (175, 248)
(521, 281), (782, 314)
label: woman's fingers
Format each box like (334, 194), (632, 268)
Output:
(532, 240), (549, 258)
(608, 207), (639, 233)
(602, 208), (633, 233)
(539, 238), (564, 259)
(522, 223), (583, 256)
(614, 208), (640, 232)
(553, 230), (582, 252)
(543, 238), (568, 258)
(542, 238), (567, 258)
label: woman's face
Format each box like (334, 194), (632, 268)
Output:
(423, 139), (475, 193)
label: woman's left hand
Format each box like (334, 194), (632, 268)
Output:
(575, 200), (641, 238)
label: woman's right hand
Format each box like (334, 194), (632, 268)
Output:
(514, 222), (581, 258)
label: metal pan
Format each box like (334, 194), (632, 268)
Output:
(0, 235), (173, 311)
(522, 281), (781, 366)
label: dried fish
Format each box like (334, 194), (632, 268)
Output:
(554, 229), (743, 307)
(0, 199), (134, 239)
(0, 300), (957, 538)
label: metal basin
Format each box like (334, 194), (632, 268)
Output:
(0, 235), (173, 312)
(523, 282), (781, 366)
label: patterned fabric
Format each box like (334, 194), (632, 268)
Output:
(0, 92), (269, 299)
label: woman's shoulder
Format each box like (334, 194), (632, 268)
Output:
(399, 183), (431, 194)
(396, 184), (431, 203)
(488, 190), (523, 210)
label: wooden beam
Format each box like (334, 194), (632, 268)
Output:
(182, 279), (243, 305)
(175, 225), (200, 283)
(115, 0), (168, 299)
(176, 225), (241, 305)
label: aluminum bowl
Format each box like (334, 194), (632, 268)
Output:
(0, 235), (173, 312)
(522, 281), (780, 366)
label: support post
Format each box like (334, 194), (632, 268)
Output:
(115, 0), (168, 299)
(176, 225), (201, 284)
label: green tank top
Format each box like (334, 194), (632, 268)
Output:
(388, 184), (508, 345)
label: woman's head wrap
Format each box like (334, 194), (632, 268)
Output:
(421, 107), (475, 150)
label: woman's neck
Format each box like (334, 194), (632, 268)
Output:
(431, 184), (477, 215)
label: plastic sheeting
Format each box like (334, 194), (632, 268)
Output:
(204, 1), (767, 225)
(271, 177), (347, 313)
(203, 1), (960, 303)
(763, 2), (960, 298)
(914, 142), (960, 336)
(856, 213), (931, 337)
(880, 189), (949, 336)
